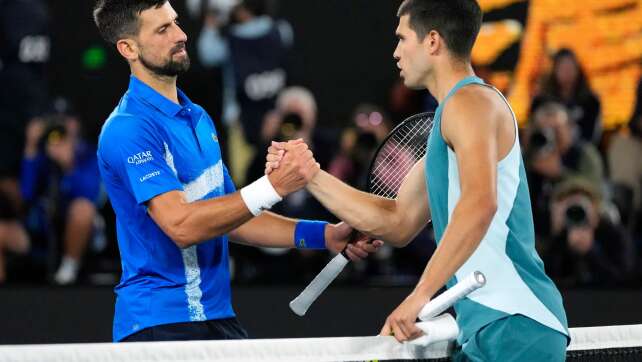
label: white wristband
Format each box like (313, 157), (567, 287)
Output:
(240, 175), (283, 216)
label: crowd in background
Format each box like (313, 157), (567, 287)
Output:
(1, 0), (642, 289)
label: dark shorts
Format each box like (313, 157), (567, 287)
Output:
(122, 317), (248, 342)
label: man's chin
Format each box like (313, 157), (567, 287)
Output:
(401, 77), (423, 90)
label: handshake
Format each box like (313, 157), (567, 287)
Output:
(263, 139), (319, 197)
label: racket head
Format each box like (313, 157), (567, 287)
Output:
(366, 112), (434, 199)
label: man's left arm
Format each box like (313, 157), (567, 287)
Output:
(222, 163), (380, 259)
(380, 91), (501, 342)
(228, 211), (380, 259)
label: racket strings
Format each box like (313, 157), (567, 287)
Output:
(368, 115), (433, 199)
(370, 126), (424, 183)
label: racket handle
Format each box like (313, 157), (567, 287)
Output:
(289, 253), (350, 316)
(418, 271), (486, 321)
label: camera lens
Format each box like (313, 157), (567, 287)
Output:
(276, 112), (304, 141)
(565, 204), (588, 227)
(528, 128), (555, 154)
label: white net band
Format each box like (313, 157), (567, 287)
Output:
(1, 324), (642, 362)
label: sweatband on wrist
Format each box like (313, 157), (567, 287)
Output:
(240, 175), (282, 216)
(294, 220), (328, 249)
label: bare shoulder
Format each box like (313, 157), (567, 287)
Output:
(441, 86), (515, 161)
(441, 85), (510, 145)
(443, 85), (503, 122)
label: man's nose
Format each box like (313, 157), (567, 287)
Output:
(175, 26), (187, 43)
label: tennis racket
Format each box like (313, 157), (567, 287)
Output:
(289, 112), (435, 316)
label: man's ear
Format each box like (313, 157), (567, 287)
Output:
(116, 38), (139, 61)
(424, 30), (441, 56)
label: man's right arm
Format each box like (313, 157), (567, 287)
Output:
(147, 190), (252, 248)
(147, 143), (315, 249)
(305, 158), (430, 247)
(101, 116), (314, 249)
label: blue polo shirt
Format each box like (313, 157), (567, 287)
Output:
(98, 75), (237, 342)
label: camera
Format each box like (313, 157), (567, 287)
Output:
(528, 127), (556, 154)
(275, 112), (304, 142)
(37, 118), (68, 152)
(564, 202), (589, 228)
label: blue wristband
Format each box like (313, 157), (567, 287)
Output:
(294, 220), (328, 249)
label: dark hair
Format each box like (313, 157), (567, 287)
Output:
(543, 48), (593, 103)
(397, 0), (482, 60)
(39, 118), (69, 151)
(240, 0), (268, 16)
(93, 0), (167, 44)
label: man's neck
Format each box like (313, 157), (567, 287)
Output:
(132, 67), (180, 104)
(425, 60), (476, 104)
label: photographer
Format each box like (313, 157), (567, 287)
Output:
(232, 86), (333, 283)
(20, 114), (102, 285)
(524, 102), (604, 240)
(197, 0), (292, 145)
(544, 179), (634, 287)
(328, 104), (391, 189)
(0, 0), (50, 214)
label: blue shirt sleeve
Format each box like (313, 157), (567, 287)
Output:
(99, 116), (183, 205)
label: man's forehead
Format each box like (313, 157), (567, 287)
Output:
(139, 2), (176, 27)
(396, 15), (410, 34)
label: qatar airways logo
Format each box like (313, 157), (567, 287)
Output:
(127, 151), (154, 165)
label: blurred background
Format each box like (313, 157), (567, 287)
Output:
(1, 0), (642, 344)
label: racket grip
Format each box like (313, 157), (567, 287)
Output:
(289, 253), (350, 316)
(417, 271), (486, 321)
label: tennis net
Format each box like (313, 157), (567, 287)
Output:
(1, 324), (641, 362)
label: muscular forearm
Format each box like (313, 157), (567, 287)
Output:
(150, 191), (254, 248)
(229, 211), (298, 248)
(307, 170), (402, 243)
(414, 195), (496, 299)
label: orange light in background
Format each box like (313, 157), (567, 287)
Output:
(474, 0), (642, 129)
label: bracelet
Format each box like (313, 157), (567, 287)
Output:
(294, 220), (328, 249)
(240, 175), (282, 216)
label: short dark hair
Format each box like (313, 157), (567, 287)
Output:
(397, 0), (482, 60)
(93, 0), (167, 44)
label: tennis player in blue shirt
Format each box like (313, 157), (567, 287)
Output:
(92, 0), (380, 342)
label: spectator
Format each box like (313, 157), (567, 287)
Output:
(259, 87), (329, 219)
(0, 0), (51, 216)
(530, 49), (602, 146)
(608, 75), (642, 239)
(524, 102), (604, 240)
(544, 179), (634, 287)
(328, 104), (392, 189)
(507, 1), (640, 129)
(197, 0), (292, 146)
(233, 86), (334, 283)
(20, 115), (102, 285)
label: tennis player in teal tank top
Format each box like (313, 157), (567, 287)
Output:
(267, 0), (568, 360)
